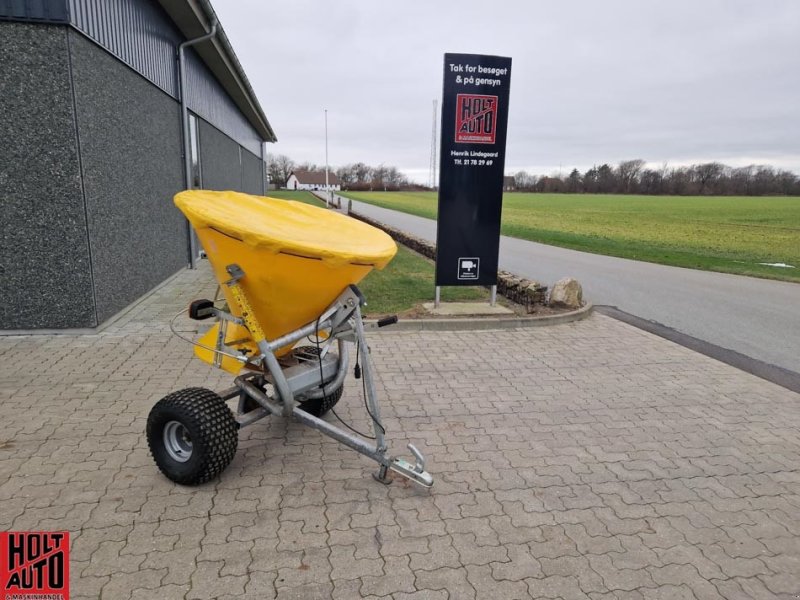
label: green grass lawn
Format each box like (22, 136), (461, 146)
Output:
(359, 245), (487, 316)
(267, 190), (486, 314)
(266, 190), (324, 205)
(342, 191), (800, 282)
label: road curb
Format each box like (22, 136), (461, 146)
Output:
(366, 302), (593, 332)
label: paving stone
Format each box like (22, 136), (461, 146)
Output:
(329, 544), (383, 580)
(408, 534), (461, 571)
(731, 575), (794, 599)
(2, 261), (799, 599)
(415, 566), (476, 600)
(360, 555), (416, 596)
(188, 561), (247, 599)
(563, 523), (624, 555)
(129, 583), (190, 600)
(467, 564), (530, 599)
(539, 555), (607, 594)
(700, 544), (771, 578)
(101, 568), (167, 600)
(588, 555), (658, 592)
(451, 532), (508, 565)
(648, 563), (730, 599)
(274, 546), (331, 590)
(526, 575), (593, 599)
(275, 582), (333, 600)
(393, 590), (448, 600)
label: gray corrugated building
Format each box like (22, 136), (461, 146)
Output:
(0, 0), (276, 331)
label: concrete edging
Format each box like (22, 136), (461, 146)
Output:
(0, 266), (187, 337)
(366, 302), (593, 332)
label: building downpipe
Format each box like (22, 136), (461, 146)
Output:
(178, 12), (218, 269)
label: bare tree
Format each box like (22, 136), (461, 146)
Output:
(513, 170), (536, 191)
(639, 169), (662, 194)
(371, 164), (390, 191)
(352, 163), (373, 186)
(517, 159), (797, 196)
(617, 159), (645, 193)
(694, 162), (725, 194)
(777, 170), (800, 195)
(267, 154), (295, 188)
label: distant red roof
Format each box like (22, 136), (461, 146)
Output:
(290, 169), (342, 185)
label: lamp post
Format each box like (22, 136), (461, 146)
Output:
(324, 109), (330, 208)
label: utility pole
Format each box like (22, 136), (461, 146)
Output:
(324, 109), (330, 208)
(429, 99), (438, 189)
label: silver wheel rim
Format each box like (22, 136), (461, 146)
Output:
(163, 420), (193, 463)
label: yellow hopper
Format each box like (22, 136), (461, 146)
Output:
(175, 190), (397, 367)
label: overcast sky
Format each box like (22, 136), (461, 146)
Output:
(214, 1), (799, 183)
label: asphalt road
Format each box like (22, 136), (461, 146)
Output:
(347, 198), (800, 374)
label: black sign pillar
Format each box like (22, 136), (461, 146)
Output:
(435, 53), (512, 305)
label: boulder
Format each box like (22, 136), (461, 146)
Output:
(549, 277), (583, 308)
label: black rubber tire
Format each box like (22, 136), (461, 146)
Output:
(299, 384), (344, 418)
(146, 387), (238, 485)
(294, 346), (345, 417)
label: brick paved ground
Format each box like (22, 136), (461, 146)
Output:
(1, 263), (799, 599)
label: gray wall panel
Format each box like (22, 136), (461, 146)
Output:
(68, 0), (180, 96)
(198, 119), (242, 191)
(0, 0), (69, 22)
(68, 29), (186, 324)
(0, 23), (95, 329)
(66, 0), (264, 154)
(241, 148), (265, 195)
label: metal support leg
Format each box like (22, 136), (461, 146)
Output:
(353, 307), (386, 440)
(258, 341), (295, 417)
(375, 465), (390, 485)
(352, 305), (395, 483)
(490, 285), (497, 307)
(434, 285), (441, 308)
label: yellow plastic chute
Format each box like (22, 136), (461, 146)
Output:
(175, 190), (397, 370)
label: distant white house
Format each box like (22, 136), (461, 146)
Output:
(286, 169), (342, 191)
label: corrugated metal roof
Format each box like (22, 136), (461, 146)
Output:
(157, 0), (276, 143)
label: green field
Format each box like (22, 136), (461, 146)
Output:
(342, 192), (800, 282)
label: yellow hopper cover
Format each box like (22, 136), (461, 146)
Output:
(175, 190), (397, 370)
(175, 190), (396, 268)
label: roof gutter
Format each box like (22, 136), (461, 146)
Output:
(178, 14), (217, 269)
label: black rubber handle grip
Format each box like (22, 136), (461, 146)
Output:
(189, 299), (215, 320)
(377, 315), (398, 328)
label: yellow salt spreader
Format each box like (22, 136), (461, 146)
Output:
(146, 190), (433, 488)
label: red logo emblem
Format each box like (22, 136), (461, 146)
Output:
(1, 532), (69, 600)
(455, 94), (498, 144)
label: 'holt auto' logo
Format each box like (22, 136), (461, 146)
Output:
(1, 532), (69, 600)
(455, 94), (497, 144)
